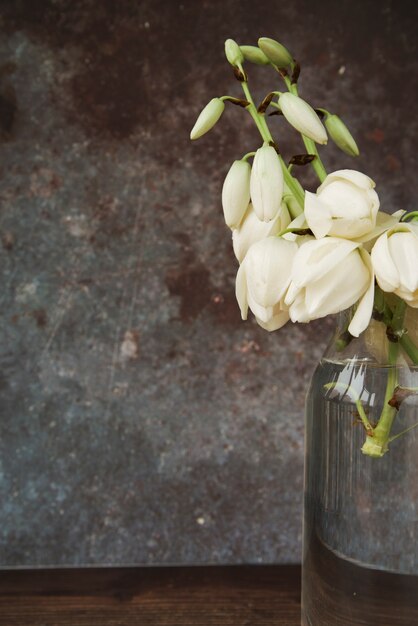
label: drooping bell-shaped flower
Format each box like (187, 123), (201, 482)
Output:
(236, 236), (298, 331)
(279, 92), (327, 145)
(250, 144), (284, 222)
(304, 169), (380, 239)
(190, 98), (225, 140)
(371, 222), (418, 307)
(285, 237), (375, 337)
(222, 160), (251, 229)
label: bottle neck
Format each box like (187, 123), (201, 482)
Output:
(323, 306), (418, 366)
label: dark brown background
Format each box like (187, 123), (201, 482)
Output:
(0, 0), (416, 566)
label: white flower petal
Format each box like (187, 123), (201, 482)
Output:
(232, 203), (289, 263)
(256, 308), (289, 331)
(304, 191), (333, 238)
(304, 249), (368, 318)
(235, 264), (248, 320)
(348, 248), (375, 337)
(371, 232), (400, 292)
(290, 237), (359, 287)
(304, 170), (380, 240)
(318, 169), (375, 192)
(353, 211), (402, 244)
(245, 237), (297, 306)
(390, 231), (418, 292)
(247, 290), (273, 322)
(288, 290), (310, 322)
(319, 181), (373, 220)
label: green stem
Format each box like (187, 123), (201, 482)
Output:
(400, 211), (418, 222)
(362, 299), (406, 458)
(392, 298), (407, 330)
(242, 151), (256, 161)
(240, 81), (269, 139)
(374, 285), (418, 365)
(282, 74), (297, 95)
(389, 421), (418, 443)
(277, 226), (311, 237)
(301, 135), (327, 183)
(361, 342), (399, 457)
(324, 382), (374, 435)
(400, 335), (418, 365)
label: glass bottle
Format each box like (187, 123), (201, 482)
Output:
(302, 306), (418, 626)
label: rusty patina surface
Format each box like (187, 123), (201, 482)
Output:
(0, 0), (416, 565)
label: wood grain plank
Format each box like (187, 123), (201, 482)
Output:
(0, 565), (301, 626)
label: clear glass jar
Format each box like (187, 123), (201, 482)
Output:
(302, 306), (418, 626)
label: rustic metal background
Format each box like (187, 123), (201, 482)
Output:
(0, 0), (416, 566)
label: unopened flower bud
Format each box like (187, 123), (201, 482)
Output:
(190, 98), (225, 140)
(324, 114), (359, 157)
(240, 45), (270, 65)
(279, 92), (327, 145)
(258, 37), (293, 69)
(250, 145), (284, 222)
(222, 160), (251, 229)
(224, 39), (244, 67)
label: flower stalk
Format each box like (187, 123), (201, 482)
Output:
(189, 37), (418, 460)
(362, 299), (406, 457)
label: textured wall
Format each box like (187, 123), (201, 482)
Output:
(0, 0), (416, 566)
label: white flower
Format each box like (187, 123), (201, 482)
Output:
(304, 169), (380, 239)
(222, 160), (251, 229)
(371, 222), (418, 307)
(232, 202), (291, 262)
(285, 237), (374, 336)
(250, 145), (283, 222)
(352, 210), (403, 247)
(279, 92), (327, 145)
(236, 236), (298, 331)
(190, 98), (225, 140)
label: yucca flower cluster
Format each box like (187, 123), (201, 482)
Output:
(190, 37), (418, 457)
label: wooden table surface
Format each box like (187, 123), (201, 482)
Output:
(0, 565), (301, 625)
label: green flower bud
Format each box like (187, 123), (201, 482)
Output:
(324, 114), (359, 157)
(224, 39), (244, 67)
(258, 37), (293, 69)
(190, 98), (225, 140)
(240, 45), (270, 65)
